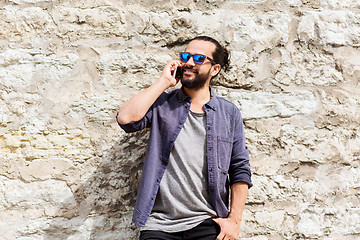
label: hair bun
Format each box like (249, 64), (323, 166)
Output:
(190, 36), (230, 76)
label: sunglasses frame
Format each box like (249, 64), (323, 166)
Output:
(179, 52), (217, 65)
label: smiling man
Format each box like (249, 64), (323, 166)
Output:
(116, 36), (252, 240)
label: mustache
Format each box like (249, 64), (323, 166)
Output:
(183, 66), (199, 74)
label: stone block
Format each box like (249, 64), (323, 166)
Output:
(228, 90), (317, 120)
(298, 11), (360, 46)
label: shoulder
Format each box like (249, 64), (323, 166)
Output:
(214, 95), (241, 117)
(153, 88), (181, 107)
(160, 88), (181, 98)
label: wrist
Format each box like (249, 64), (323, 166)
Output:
(155, 77), (173, 90)
(228, 213), (242, 225)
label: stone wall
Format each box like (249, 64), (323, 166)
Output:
(0, 0), (359, 239)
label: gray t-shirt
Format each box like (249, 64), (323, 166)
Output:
(142, 110), (217, 232)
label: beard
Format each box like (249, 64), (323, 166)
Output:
(180, 67), (211, 90)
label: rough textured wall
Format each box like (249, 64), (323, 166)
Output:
(0, 0), (359, 239)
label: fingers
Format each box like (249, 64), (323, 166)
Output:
(169, 61), (183, 76)
(214, 218), (238, 240)
(213, 217), (223, 226)
(163, 60), (182, 78)
(216, 233), (225, 240)
(158, 60), (181, 87)
(166, 60), (183, 70)
(214, 218), (225, 240)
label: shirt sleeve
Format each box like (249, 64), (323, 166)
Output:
(228, 108), (253, 188)
(116, 109), (153, 133)
(116, 92), (167, 133)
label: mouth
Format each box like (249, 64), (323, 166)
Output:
(183, 67), (198, 76)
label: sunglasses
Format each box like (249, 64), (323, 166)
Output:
(179, 52), (216, 65)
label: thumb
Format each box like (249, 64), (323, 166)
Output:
(212, 218), (221, 225)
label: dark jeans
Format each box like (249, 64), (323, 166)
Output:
(139, 218), (220, 240)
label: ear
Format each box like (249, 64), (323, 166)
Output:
(210, 64), (221, 77)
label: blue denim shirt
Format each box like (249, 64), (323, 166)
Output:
(118, 87), (252, 227)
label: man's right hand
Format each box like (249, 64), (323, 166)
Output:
(158, 60), (184, 88)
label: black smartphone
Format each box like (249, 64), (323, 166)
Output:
(173, 66), (183, 79)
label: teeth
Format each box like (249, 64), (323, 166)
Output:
(184, 69), (197, 73)
(184, 71), (195, 75)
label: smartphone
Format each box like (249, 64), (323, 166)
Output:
(173, 66), (183, 79)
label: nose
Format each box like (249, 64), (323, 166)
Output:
(186, 56), (196, 66)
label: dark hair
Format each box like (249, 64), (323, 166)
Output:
(190, 36), (230, 73)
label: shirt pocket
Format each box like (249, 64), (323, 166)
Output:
(217, 136), (232, 173)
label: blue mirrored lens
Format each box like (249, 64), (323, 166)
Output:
(180, 52), (191, 62)
(193, 55), (205, 64)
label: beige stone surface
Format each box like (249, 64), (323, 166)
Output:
(0, 0), (359, 239)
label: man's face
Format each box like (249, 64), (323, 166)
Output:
(180, 40), (216, 90)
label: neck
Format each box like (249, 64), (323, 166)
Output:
(183, 84), (211, 113)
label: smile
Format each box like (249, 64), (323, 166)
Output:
(183, 68), (198, 75)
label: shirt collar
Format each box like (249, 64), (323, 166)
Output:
(205, 87), (217, 111)
(177, 87), (191, 103)
(177, 86), (217, 111)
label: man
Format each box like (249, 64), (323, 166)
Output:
(117, 36), (252, 240)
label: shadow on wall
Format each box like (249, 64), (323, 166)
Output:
(42, 129), (149, 240)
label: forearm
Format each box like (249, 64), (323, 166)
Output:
(116, 78), (170, 124)
(228, 182), (248, 224)
(117, 60), (182, 125)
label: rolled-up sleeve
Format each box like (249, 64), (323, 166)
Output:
(116, 100), (154, 133)
(116, 92), (170, 133)
(116, 110), (152, 133)
(228, 109), (252, 188)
